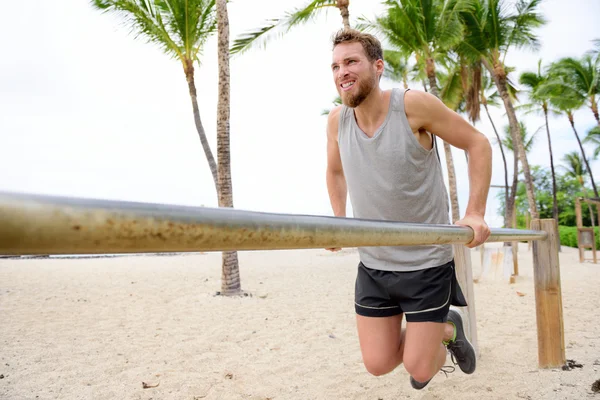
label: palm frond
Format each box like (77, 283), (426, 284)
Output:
(383, 49), (409, 84)
(502, 121), (537, 152)
(438, 64), (464, 111)
(584, 126), (600, 159)
(561, 151), (587, 179)
(231, 0), (337, 55)
(91, 0), (217, 62)
(504, 0), (546, 55)
(321, 96), (342, 116)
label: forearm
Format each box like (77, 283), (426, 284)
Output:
(465, 136), (492, 217)
(326, 171), (347, 217)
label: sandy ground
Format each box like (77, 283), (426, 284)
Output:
(1, 244), (599, 400)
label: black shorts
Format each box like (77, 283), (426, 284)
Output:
(354, 259), (467, 322)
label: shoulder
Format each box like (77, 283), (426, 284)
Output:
(327, 105), (344, 140)
(404, 89), (448, 128)
(404, 89), (443, 113)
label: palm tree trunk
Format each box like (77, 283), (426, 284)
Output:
(483, 59), (539, 219)
(483, 101), (509, 226)
(507, 141), (519, 228)
(592, 99), (600, 127)
(216, 0), (241, 296)
(543, 106), (559, 221)
(568, 112), (599, 198)
(184, 59), (219, 192)
(336, 0), (351, 29)
(426, 58), (460, 222)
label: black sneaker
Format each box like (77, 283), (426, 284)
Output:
(410, 376), (431, 390)
(446, 309), (476, 374)
(409, 366), (455, 390)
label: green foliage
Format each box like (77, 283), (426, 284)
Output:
(458, 0), (546, 64)
(559, 226), (600, 248)
(497, 165), (597, 227)
(584, 126), (600, 159)
(501, 121), (537, 153)
(383, 49), (409, 84)
(91, 0), (217, 63)
(372, 0), (469, 61)
(230, 0), (338, 55)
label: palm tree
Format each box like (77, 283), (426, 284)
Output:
(551, 55), (600, 127)
(562, 152), (587, 186)
(92, 0), (242, 295)
(438, 61), (467, 113)
(231, 0), (352, 55)
(383, 50), (410, 89)
(519, 60), (559, 221)
(584, 126), (600, 158)
(502, 122), (537, 155)
(92, 0), (219, 191)
(459, 0), (546, 221)
(562, 151), (596, 227)
(541, 75), (599, 198)
(479, 72), (511, 226)
(215, 0), (241, 295)
(501, 122), (537, 222)
(371, 0), (470, 223)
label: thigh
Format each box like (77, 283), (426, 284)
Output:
(356, 314), (403, 361)
(403, 321), (445, 366)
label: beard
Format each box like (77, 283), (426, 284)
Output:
(340, 73), (377, 108)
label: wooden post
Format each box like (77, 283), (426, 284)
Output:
(453, 245), (478, 356)
(576, 198), (584, 262)
(526, 212), (532, 251)
(576, 198), (583, 227)
(530, 219), (566, 368)
(512, 203), (519, 276)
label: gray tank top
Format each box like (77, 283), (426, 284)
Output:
(338, 88), (454, 271)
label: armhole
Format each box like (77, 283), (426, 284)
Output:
(400, 88), (441, 162)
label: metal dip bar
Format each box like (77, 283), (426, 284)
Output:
(0, 191), (547, 255)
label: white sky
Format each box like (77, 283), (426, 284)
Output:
(1, 0), (599, 228)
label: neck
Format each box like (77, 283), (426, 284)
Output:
(352, 86), (387, 126)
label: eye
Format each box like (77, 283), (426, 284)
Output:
(332, 65), (339, 71)
(348, 60), (356, 64)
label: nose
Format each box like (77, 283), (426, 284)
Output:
(336, 65), (349, 81)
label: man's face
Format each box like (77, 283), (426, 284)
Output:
(331, 42), (379, 108)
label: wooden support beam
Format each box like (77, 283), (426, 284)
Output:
(453, 245), (478, 357)
(530, 219), (566, 368)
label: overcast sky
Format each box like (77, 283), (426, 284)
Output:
(1, 0), (599, 228)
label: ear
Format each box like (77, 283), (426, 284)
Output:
(375, 58), (385, 79)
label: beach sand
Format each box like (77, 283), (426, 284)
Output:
(1, 244), (599, 399)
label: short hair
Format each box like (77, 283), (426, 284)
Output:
(332, 29), (383, 62)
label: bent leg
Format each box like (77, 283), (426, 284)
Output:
(402, 321), (452, 383)
(356, 314), (405, 376)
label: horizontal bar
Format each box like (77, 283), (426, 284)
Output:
(0, 191), (547, 255)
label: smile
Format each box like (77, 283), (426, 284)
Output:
(341, 80), (356, 91)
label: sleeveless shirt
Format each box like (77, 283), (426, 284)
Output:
(338, 88), (454, 271)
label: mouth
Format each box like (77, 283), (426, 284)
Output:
(340, 80), (356, 92)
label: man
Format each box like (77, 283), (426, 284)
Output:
(325, 29), (492, 390)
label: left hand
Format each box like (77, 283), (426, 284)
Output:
(455, 214), (491, 248)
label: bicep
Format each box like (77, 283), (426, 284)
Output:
(414, 92), (484, 151)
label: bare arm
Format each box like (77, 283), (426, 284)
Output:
(405, 90), (492, 246)
(326, 106), (347, 218)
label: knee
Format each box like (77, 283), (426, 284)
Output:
(403, 358), (436, 383)
(363, 355), (399, 377)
